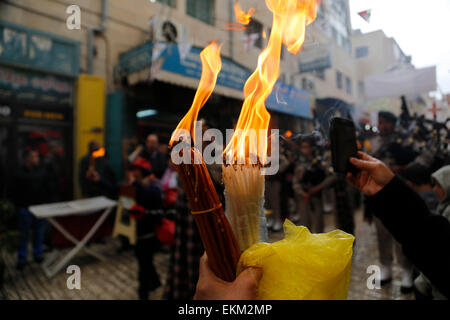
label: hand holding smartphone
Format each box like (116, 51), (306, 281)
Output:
(330, 117), (358, 175)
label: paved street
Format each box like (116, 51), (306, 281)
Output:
(0, 209), (413, 300)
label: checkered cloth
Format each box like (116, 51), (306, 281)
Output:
(163, 204), (204, 300)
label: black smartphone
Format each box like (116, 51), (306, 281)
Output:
(330, 117), (358, 175)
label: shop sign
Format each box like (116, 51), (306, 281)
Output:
(118, 42), (311, 118)
(22, 109), (66, 121)
(266, 82), (312, 119)
(299, 43), (332, 73)
(0, 21), (80, 77)
(0, 66), (73, 105)
(118, 42), (251, 92)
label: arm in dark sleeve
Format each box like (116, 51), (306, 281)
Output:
(366, 176), (450, 298)
(79, 157), (89, 196)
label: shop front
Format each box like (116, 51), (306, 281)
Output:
(0, 21), (79, 201)
(109, 41), (312, 179)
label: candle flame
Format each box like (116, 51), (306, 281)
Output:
(92, 148), (105, 159)
(225, 0), (319, 164)
(234, 1), (255, 25)
(170, 42), (222, 147)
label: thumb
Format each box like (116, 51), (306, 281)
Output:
(233, 267), (263, 298)
(350, 157), (378, 171)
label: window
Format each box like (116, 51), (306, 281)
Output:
(331, 27), (338, 41)
(358, 81), (365, 98)
(186, 0), (215, 25)
(313, 69), (326, 81)
(302, 78), (308, 90)
(246, 19), (263, 49)
(155, 0), (176, 7)
(301, 78), (314, 91)
(336, 71), (343, 89)
(345, 76), (352, 95)
(356, 46), (369, 58)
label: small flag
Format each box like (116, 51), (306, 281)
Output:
(242, 33), (259, 51)
(358, 9), (372, 23)
(178, 42), (192, 62)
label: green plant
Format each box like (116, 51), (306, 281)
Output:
(0, 199), (19, 259)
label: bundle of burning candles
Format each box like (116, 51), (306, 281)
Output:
(170, 0), (319, 282)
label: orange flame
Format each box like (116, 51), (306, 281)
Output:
(234, 1), (255, 25)
(225, 0), (319, 164)
(224, 22), (248, 32)
(92, 148), (105, 159)
(170, 42), (222, 147)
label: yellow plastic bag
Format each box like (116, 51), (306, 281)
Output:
(237, 220), (355, 300)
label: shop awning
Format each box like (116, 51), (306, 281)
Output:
(117, 41), (311, 118)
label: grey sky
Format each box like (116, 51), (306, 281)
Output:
(349, 0), (450, 95)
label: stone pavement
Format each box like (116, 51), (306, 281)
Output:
(0, 209), (413, 300)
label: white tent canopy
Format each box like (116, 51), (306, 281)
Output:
(364, 66), (437, 100)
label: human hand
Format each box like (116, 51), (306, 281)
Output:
(86, 169), (100, 182)
(194, 253), (262, 300)
(346, 152), (395, 197)
(303, 193), (310, 203)
(125, 171), (135, 185)
(308, 185), (321, 196)
(142, 174), (156, 186)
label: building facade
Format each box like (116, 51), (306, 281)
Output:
(352, 29), (431, 122)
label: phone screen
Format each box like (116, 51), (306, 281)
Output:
(330, 118), (358, 174)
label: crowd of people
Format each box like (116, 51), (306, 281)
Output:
(8, 106), (449, 300)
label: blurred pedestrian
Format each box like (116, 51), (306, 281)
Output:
(366, 111), (417, 292)
(407, 164), (449, 299)
(79, 141), (116, 199)
(129, 134), (167, 179)
(13, 150), (49, 270)
(292, 137), (326, 233)
(127, 157), (163, 300)
(265, 150), (289, 232)
(400, 163), (439, 215)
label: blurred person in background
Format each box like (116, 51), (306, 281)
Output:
(265, 149), (289, 232)
(280, 139), (297, 223)
(127, 157), (163, 300)
(292, 137), (326, 233)
(411, 164), (449, 299)
(45, 141), (69, 203)
(365, 111), (417, 293)
(400, 163), (439, 215)
(79, 141), (117, 199)
(13, 149), (49, 270)
(129, 134), (167, 179)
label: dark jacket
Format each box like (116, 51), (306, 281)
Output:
(366, 176), (450, 298)
(79, 155), (117, 198)
(141, 150), (167, 180)
(133, 181), (163, 238)
(13, 164), (50, 207)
